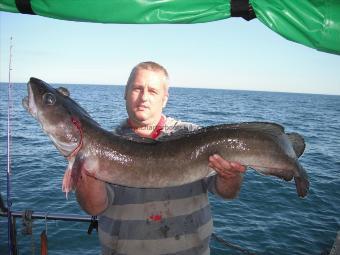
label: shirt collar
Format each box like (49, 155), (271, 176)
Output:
(127, 115), (166, 139)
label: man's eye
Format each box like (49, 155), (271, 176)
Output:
(43, 93), (56, 105)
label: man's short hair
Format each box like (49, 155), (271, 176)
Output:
(126, 61), (169, 92)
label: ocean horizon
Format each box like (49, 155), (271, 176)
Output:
(1, 82), (339, 97)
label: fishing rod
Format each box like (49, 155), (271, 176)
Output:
(7, 36), (15, 255)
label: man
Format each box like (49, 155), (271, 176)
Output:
(75, 61), (246, 255)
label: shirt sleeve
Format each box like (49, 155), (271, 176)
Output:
(104, 184), (115, 209)
(203, 174), (222, 197)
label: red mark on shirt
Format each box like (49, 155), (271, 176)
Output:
(150, 115), (166, 139)
(149, 214), (163, 222)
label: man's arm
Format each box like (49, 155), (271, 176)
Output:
(75, 171), (109, 215)
(208, 154), (246, 199)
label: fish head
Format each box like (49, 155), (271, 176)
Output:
(22, 77), (91, 157)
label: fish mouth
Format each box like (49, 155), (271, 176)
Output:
(22, 80), (38, 118)
(49, 134), (78, 156)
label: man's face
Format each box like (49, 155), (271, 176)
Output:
(125, 68), (168, 126)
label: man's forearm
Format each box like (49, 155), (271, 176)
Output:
(75, 171), (108, 215)
(215, 173), (244, 199)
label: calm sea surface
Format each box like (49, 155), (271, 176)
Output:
(0, 83), (339, 255)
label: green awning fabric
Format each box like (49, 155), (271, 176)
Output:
(1, 0), (339, 55)
(252, 0), (340, 55)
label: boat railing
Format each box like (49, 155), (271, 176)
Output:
(0, 210), (95, 222)
(0, 197), (98, 255)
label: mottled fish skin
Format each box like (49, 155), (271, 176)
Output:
(22, 77), (309, 197)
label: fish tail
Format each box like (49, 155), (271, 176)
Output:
(294, 177), (309, 197)
(294, 163), (310, 197)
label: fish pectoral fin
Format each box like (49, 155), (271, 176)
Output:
(62, 168), (73, 198)
(62, 155), (83, 198)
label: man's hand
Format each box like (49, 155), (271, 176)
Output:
(208, 154), (246, 178)
(208, 154), (246, 199)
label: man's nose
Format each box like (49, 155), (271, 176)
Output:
(141, 90), (149, 101)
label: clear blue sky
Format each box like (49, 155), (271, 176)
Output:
(1, 11), (340, 95)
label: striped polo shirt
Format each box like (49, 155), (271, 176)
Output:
(99, 117), (218, 255)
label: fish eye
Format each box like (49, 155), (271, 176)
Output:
(43, 93), (56, 105)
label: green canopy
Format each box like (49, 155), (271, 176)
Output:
(1, 0), (339, 55)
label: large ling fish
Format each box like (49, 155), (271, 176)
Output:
(22, 78), (309, 197)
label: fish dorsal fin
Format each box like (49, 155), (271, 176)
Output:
(287, 132), (305, 158)
(213, 122), (285, 137)
(236, 122), (284, 133)
(199, 122), (286, 137)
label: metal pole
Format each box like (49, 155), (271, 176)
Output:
(0, 210), (95, 223)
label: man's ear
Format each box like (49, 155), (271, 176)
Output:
(162, 95), (168, 108)
(124, 87), (128, 100)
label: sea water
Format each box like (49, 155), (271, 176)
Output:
(0, 83), (339, 255)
